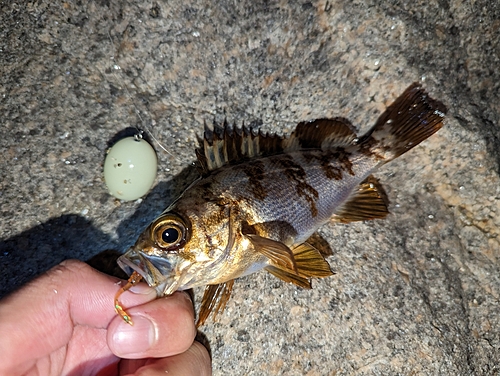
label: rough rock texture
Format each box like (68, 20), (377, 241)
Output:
(1, 0), (499, 374)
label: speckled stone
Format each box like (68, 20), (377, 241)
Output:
(1, 1), (499, 375)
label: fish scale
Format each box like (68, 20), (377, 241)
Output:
(115, 83), (447, 327)
(204, 148), (379, 237)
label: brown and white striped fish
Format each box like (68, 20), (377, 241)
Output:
(116, 83), (446, 326)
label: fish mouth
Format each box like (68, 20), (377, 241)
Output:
(117, 248), (189, 296)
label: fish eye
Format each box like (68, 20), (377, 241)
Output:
(161, 227), (179, 244)
(151, 215), (187, 250)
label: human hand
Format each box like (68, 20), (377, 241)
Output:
(0, 260), (211, 375)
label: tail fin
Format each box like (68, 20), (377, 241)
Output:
(359, 83), (447, 162)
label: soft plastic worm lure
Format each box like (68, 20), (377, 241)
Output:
(114, 271), (143, 325)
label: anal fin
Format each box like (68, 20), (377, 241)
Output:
(331, 175), (389, 223)
(197, 280), (235, 327)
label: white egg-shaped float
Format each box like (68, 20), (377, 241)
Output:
(104, 137), (157, 201)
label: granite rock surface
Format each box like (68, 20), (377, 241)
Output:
(1, 0), (499, 374)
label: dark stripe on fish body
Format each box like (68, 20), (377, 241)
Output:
(357, 137), (385, 161)
(321, 151), (344, 180)
(328, 149), (355, 177)
(275, 155), (319, 217)
(198, 181), (217, 200)
(301, 149), (355, 180)
(241, 160), (268, 200)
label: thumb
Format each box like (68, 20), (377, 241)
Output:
(107, 291), (197, 359)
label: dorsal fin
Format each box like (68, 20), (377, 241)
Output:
(196, 121), (289, 173)
(196, 118), (359, 173)
(292, 118), (358, 149)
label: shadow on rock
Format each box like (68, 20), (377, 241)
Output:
(0, 214), (113, 298)
(0, 165), (199, 299)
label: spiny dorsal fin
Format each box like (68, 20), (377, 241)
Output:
(331, 175), (389, 223)
(196, 118), (359, 173)
(196, 121), (289, 173)
(196, 280), (235, 327)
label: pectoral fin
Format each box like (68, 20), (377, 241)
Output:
(293, 242), (334, 278)
(304, 232), (334, 256)
(245, 234), (298, 272)
(332, 175), (389, 223)
(264, 265), (312, 289)
(264, 242), (333, 287)
(197, 280), (235, 327)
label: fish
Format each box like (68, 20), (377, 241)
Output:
(114, 83), (447, 326)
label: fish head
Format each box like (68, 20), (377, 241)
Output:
(118, 202), (234, 296)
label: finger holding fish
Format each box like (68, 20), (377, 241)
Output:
(114, 271), (143, 325)
(108, 291), (197, 359)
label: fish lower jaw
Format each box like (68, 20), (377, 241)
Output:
(154, 280), (179, 296)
